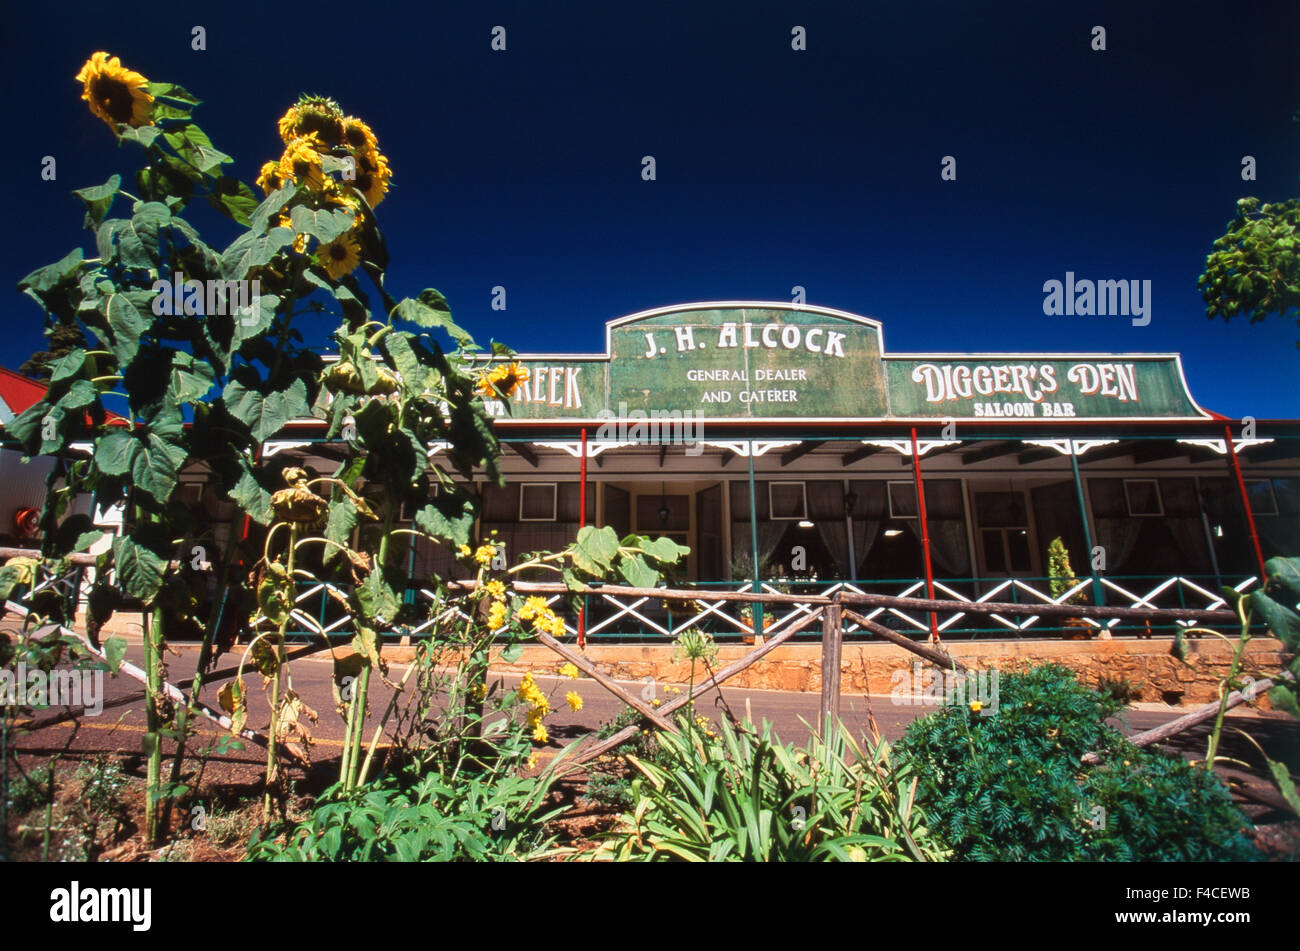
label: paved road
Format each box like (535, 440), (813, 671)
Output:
(11, 641), (1298, 784)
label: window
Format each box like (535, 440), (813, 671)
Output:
(1124, 479), (1163, 517)
(768, 482), (807, 520)
(1246, 480), (1278, 516)
(520, 483), (557, 521)
(887, 481), (918, 519)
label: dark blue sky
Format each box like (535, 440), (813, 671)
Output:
(4, 0), (1298, 417)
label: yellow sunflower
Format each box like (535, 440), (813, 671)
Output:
(277, 135), (326, 191)
(256, 160), (283, 195)
(351, 148), (392, 207)
(315, 231), (362, 279)
(277, 96), (345, 146)
(75, 52), (153, 131)
(342, 116), (379, 153)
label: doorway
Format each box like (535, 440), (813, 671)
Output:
(972, 489), (1038, 579)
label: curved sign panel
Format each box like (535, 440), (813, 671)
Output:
(491, 302), (1208, 422)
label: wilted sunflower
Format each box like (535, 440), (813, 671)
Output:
(278, 95), (345, 146)
(342, 116), (379, 153)
(316, 231), (362, 279)
(277, 135), (326, 191)
(75, 52), (153, 131)
(352, 148), (392, 207)
(256, 160), (283, 195)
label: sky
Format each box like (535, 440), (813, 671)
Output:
(2, 0), (1298, 418)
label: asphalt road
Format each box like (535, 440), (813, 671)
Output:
(11, 640), (1299, 788)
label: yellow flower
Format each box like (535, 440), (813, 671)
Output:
(315, 231), (362, 280)
(277, 135), (327, 191)
(76, 52), (153, 132)
(474, 544), (496, 566)
(969, 700), (983, 713)
(526, 753), (538, 769)
(485, 579), (506, 601)
(518, 596), (549, 621)
(256, 160), (283, 195)
(278, 96), (345, 146)
(559, 662), (580, 679)
(351, 148), (392, 207)
(534, 610), (566, 637)
(531, 722), (548, 744)
(519, 672), (548, 711)
(487, 600), (507, 630)
(565, 691), (583, 712)
(458, 545), (471, 557)
(476, 361), (530, 399)
(342, 116), (379, 153)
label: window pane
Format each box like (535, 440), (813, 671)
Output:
(975, 491), (1026, 528)
(889, 482), (918, 518)
(770, 482), (806, 519)
(1124, 480), (1162, 516)
(1006, 529), (1032, 572)
(520, 484), (556, 520)
(981, 529), (1006, 572)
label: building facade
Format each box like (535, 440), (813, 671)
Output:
(239, 302), (1298, 643)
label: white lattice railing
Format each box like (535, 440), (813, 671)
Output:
(283, 573), (1260, 640)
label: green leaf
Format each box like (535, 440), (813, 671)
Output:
(641, 535), (690, 564)
(166, 351), (217, 404)
(164, 123), (231, 174)
(249, 184), (296, 234)
(133, 427), (188, 500)
(230, 466), (273, 526)
(223, 378), (309, 441)
(221, 227), (293, 281)
(392, 289), (472, 345)
(117, 125), (161, 148)
(145, 81), (200, 106)
(290, 206), (355, 244)
(48, 349), (87, 385)
(93, 431), (137, 477)
(207, 176), (258, 226)
(617, 552), (659, 589)
(1251, 590), (1300, 651)
(55, 379), (98, 411)
(106, 292), (151, 365)
(413, 499), (475, 548)
(102, 636), (128, 674)
(113, 533), (167, 603)
(71, 175), (121, 228)
(74, 531), (107, 553)
(571, 525), (620, 576)
(500, 642), (523, 663)
(1265, 756), (1300, 816)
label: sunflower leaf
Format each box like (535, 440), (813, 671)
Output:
(207, 176), (258, 227)
(221, 227), (294, 281)
(223, 377), (309, 441)
(249, 184), (297, 234)
(145, 82), (200, 106)
(392, 288), (472, 346)
(290, 206), (355, 244)
(71, 175), (121, 229)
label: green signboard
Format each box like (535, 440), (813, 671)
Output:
(484, 304), (1208, 422)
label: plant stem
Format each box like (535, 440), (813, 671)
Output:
(1205, 599), (1252, 771)
(264, 523), (297, 821)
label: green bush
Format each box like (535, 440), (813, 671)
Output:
(894, 663), (1260, 861)
(599, 715), (949, 862)
(245, 764), (565, 862)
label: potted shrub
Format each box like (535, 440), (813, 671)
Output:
(1047, 537), (1093, 639)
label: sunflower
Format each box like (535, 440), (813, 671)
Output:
(278, 95), (345, 146)
(351, 148), (392, 207)
(256, 160), (283, 195)
(477, 361), (529, 399)
(75, 52), (153, 132)
(277, 135), (326, 191)
(342, 116), (379, 153)
(315, 231), (362, 279)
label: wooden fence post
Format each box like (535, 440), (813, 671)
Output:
(819, 600), (843, 734)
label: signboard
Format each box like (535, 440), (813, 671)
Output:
(483, 303), (1208, 422)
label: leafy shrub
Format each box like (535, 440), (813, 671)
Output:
(894, 663), (1260, 861)
(598, 715), (948, 862)
(1095, 674), (1140, 704)
(246, 765), (565, 861)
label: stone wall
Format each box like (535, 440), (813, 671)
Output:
(482, 636), (1288, 706)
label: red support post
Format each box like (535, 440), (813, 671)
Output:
(1224, 424), (1268, 582)
(910, 427), (940, 643)
(578, 427), (588, 648)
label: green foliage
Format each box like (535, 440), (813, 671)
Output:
(599, 715), (948, 862)
(1199, 197), (1300, 340)
(246, 764), (565, 861)
(894, 664), (1260, 861)
(1046, 536), (1086, 603)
